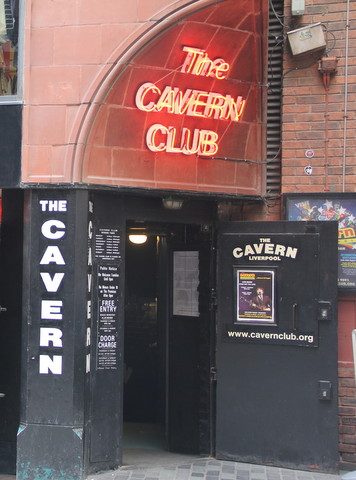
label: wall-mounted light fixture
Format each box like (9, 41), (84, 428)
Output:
(162, 197), (184, 210)
(287, 23), (326, 56)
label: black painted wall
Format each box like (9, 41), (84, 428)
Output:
(0, 190), (23, 474)
(0, 106), (21, 187)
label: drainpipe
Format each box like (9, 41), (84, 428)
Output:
(342, 0), (350, 192)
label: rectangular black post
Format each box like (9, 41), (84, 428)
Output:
(85, 192), (124, 474)
(18, 189), (89, 480)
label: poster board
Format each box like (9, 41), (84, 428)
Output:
(285, 194), (356, 289)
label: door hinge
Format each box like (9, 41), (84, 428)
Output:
(210, 288), (217, 310)
(210, 366), (217, 382)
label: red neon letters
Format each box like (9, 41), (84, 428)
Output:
(146, 124), (219, 156)
(135, 46), (246, 157)
(135, 83), (246, 122)
(180, 46), (230, 80)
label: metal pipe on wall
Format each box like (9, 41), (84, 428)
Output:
(342, 0), (350, 192)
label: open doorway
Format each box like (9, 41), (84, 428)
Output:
(123, 221), (214, 465)
(123, 229), (164, 452)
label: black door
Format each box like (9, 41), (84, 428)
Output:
(215, 221), (338, 472)
(167, 225), (214, 455)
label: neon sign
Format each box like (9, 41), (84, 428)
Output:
(146, 125), (219, 156)
(135, 83), (245, 121)
(180, 46), (230, 79)
(135, 46), (247, 157)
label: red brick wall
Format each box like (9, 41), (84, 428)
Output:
(282, 0), (355, 194)
(339, 362), (356, 468)
(281, 0), (356, 468)
(339, 297), (356, 468)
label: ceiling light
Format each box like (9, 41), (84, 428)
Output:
(128, 234), (148, 245)
(162, 197), (184, 210)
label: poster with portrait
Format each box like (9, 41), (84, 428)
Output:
(236, 269), (275, 324)
(285, 195), (356, 289)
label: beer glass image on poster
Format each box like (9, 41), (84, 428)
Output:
(236, 270), (275, 324)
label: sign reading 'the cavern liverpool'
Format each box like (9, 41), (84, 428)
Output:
(233, 237), (299, 262)
(224, 233), (320, 348)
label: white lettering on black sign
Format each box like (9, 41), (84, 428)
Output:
(86, 200), (94, 374)
(96, 264), (119, 370)
(232, 237), (298, 262)
(95, 228), (121, 261)
(38, 199), (67, 375)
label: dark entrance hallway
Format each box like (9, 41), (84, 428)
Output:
(123, 230), (165, 459)
(123, 222), (214, 465)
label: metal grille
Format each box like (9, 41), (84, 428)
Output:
(4, 0), (14, 31)
(266, 0), (284, 197)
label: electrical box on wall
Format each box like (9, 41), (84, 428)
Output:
(291, 0), (305, 16)
(287, 23), (326, 56)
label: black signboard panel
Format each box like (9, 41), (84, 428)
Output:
(21, 190), (87, 424)
(216, 221), (338, 472)
(88, 194), (124, 468)
(96, 263), (120, 371)
(285, 193), (356, 289)
(223, 232), (320, 347)
(19, 189), (89, 480)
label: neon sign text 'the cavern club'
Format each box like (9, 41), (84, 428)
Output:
(134, 46), (247, 157)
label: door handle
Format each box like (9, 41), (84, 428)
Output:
(0, 393), (5, 398)
(292, 303), (298, 331)
(0, 306), (6, 313)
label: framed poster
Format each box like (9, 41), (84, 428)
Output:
(284, 193), (356, 289)
(235, 269), (275, 324)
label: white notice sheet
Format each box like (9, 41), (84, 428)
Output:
(173, 251), (199, 317)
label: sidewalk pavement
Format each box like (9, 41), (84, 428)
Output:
(0, 457), (345, 480)
(88, 458), (343, 480)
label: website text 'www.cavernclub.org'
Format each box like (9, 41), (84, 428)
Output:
(227, 330), (314, 344)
